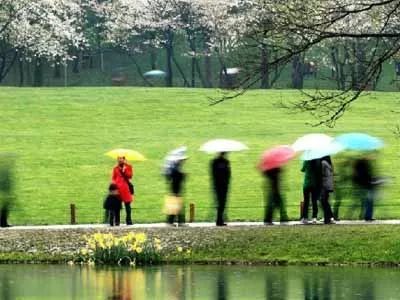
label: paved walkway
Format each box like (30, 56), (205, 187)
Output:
(3, 219), (400, 230)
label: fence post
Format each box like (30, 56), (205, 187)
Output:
(189, 203), (195, 223)
(300, 201), (304, 219)
(70, 203), (76, 225)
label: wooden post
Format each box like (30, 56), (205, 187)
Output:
(70, 203), (76, 225)
(189, 203), (195, 223)
(300, 201), (304, 219)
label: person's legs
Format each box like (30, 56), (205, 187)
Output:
(277, 194), (288, 222)
(178, 203), (186, 225)
(264, 193), (275, 224)
(302, 187), (311, 220)
(0, 205), (9, 227)
(124, 202), (133, 225)
(216, 190), (227, 225)
(115, 209), (120, 226)
(311, 188), (319, 219)
(167, 215), (175, 224)
(364, 190), (374, 220)
(320, 190), (334, 224)
(109, 210), (115, 226)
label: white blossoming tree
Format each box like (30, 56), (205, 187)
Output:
(0, 0), (85, 84)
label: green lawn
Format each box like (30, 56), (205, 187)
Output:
(0, 87), (398, 225)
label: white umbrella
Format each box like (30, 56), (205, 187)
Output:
(165, 146), (188, 162)
(143, 70), (166, 78)
(163, 146), (187, 175)
(226, 67), (240, 75)
(292, 134), (333, 152)
(199, 139), (248, 153)
(301, 141), (344, 160)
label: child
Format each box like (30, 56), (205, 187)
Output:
(103, 183), (122, 226)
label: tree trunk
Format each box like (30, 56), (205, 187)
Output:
(18, 55), (24, 87)
(150, 47), (157, 70)
(165, 29), (174, 87)
(204, 55), (213, 87)
(291, 54), (304, 89)
(190, 36), (196, 87)
(54, 56), (61, 79)
(172, 55), (189, 87)
(72, 50), (80, 74)
(260, 45), (270, 89)
(33, 57), (43, 87)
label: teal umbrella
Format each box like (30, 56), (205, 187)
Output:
(335, 133), (383, 151)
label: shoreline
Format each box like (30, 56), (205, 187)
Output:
(1, 224), (400, 266)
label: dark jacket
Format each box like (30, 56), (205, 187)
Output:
(168, 164), (185, 196)
(211, 157), (231, 189)
(264, 167), (281, 195)
(321, 160), (334, 192)
(103, 194), (122, 211)
(353, 159), (373, 189)
(301, 159), (322, 189)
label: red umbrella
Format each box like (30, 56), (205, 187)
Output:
(258, 145), (296, 171)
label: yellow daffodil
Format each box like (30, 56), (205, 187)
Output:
(177, 247), (183, 252)
(136, 247), (143, 254)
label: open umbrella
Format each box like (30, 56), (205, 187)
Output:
(292, 134), (334, 152)
(199, 139), (248, 153)
(335, 133), (383, 151)
(105, 148), (146, 161)
(258, 145), (296, 171)
(301, 140), (344, 160)
(163, 146), (188, 175)
(143, 70), (166, 78)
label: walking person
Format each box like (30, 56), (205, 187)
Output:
(165, 159), (186, 226)
(211, 152), (231, 226)
(112, 156), (134, 225)
(301, 159), (321, 224)
(320, 156), (335, 224)
(263, 167), (288, 225)
(103, 183), (122, 226)
(352, 156), (376, 221)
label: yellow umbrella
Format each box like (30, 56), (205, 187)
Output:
(105, 148), (146, 162)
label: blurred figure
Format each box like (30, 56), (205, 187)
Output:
(216, 268), (228, 300)
(332, 156), (352, 221)
(165, 159), (186, 226)
(103, 183), (122, 226)
(301, 159), (321, 224)
(320, 156), (335, 224)
(352, 155), (377, 221)
(263, 167), (288, 225)
(0, 155), (15, 228)
(211, 152), (231, 226)
(112, 156), (133, 225)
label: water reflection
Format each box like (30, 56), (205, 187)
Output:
(0, 265), (399, 299)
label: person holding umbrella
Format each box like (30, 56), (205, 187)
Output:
(258, 145), (295, 225)
(320, 156), (335, 224)
(211, 152), (231, 226)
(112, 156), (134, 225)
(106, 149), (146, 226)
(164, 147), (187, 226)
(301, 159), (322, 224)
(200, 139), (248, 226)
(352, 154), (377, 221)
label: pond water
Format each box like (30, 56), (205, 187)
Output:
(0, 264), (399, 299)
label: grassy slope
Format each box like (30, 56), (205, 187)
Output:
(0, 87), (399, 224)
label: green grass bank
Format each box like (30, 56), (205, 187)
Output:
(0, 87), (399, 225)
(1, 225), (400, 265)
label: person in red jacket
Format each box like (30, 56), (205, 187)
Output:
(112, 156), (134, 225)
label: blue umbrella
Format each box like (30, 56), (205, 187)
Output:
(335, 133), (383, 151)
